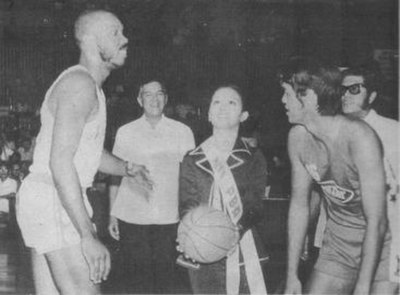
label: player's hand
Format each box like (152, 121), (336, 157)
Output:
(81, 236), (111, 284)
(284, 275), (302, 294)
(176, 243), (197, 264)
(125, 162), (153, 191)
(108, 216), (119, 240)
(176, 243), (184, 253)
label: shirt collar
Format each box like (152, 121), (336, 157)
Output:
(139, 114), (166, 129)
(190, 137), (252, 175)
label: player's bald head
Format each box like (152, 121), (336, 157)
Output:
(74, 10), (119, 46)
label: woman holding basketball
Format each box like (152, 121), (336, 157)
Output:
(179, 85), (268, 294)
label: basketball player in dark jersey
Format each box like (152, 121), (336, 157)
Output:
(281, 59), (395, 294)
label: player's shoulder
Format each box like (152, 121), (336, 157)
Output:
(339, 115), (381, 149)
(51, 66), (97, 105)
(287, 125), (314, 159)
(288, 125), (309, 142)
(56, 66), (95, 91)
(340, 115), (376, 137)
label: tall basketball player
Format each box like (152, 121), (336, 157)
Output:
(17, 10), (150, 294)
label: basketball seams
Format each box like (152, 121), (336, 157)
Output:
(190, 206), (213, 224)
(179, 221), (237, 249)
(190, 207), (236, 229)
(187, 226), (233, 251)
(178, 206), (240, 263)
(191, 207), (223, 224)
(186, 234), (209, 263)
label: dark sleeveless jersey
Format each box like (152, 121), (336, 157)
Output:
(299, 122), (391, 280)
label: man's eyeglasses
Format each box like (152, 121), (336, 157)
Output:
(340, 83), (365, 96)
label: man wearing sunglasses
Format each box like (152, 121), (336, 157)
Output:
(341, 65), (399, 290)
(313, 64), (399, 293)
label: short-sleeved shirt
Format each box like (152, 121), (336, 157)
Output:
(111, 115), (195, 224)
(365, 110), (400, 282)
(364, 110), (398, 178)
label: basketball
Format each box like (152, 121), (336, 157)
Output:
(177, 205), (240, 263)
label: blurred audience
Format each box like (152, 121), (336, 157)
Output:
(1, 134), (18, 162)
(0, 161), (18, 231)
(17, 137), (34, 162)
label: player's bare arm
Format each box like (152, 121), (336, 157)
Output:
(349, 121), (387, 294)
(99, 150), (143, 176)
(49, 71), (110, 283)
(108, 183), (120, 240)
(99, 150), (153, 191)
(285, 126), (313, 295)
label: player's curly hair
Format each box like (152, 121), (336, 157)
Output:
(278, 57), (342, 116)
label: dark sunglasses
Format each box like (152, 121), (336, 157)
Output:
(340, 83), (365, 96)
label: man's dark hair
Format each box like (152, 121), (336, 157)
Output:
(279, 57), (342, 116)
(139, 79), (168, 97)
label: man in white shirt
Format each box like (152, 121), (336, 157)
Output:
(341, 65), (399, 289)
(313, 64), (399, 293)
(108, 80), (195, 294)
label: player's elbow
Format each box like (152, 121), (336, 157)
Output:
(377, 217), (388, 236)
(289, 197), (310, 225)
(367, 215), (388, 237)
(49, 155), (72, 184)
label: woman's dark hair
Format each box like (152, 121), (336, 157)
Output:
(212, 84), (248, 112)
(278, 57), (342, 116)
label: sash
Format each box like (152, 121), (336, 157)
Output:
(202, 138), (267, 295)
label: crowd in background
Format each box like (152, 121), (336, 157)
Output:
(0, 103), (290, 239)
(0, 130), (35, 232)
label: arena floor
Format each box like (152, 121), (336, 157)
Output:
(0, 194), (317, 294)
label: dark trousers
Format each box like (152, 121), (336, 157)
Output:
(118, 220), (190, 294)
